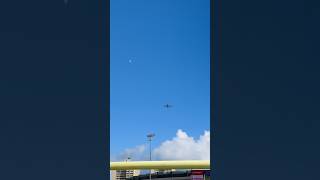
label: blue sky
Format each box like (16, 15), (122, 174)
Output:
(110, 0), (210, 157)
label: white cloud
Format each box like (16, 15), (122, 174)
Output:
(112, 129), (210, 161)
(153, 129), (210, 160)
(113, 144), (148, 161)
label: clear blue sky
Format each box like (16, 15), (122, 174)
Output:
(110, 0), (210, 156)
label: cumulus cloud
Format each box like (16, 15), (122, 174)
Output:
(112, 129), (210, 161)
(153, 129), (210, 160)
(113, 144), (148, 161)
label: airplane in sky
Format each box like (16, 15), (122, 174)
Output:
(163, 104), (173, 108)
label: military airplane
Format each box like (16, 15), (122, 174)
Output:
(163, 104), (173, 108)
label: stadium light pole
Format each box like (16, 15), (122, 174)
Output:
(147, 133), (155, 180)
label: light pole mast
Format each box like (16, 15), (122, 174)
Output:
(147, 133), (155, 180)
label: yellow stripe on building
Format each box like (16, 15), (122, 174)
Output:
(110, 160), (210, 170)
